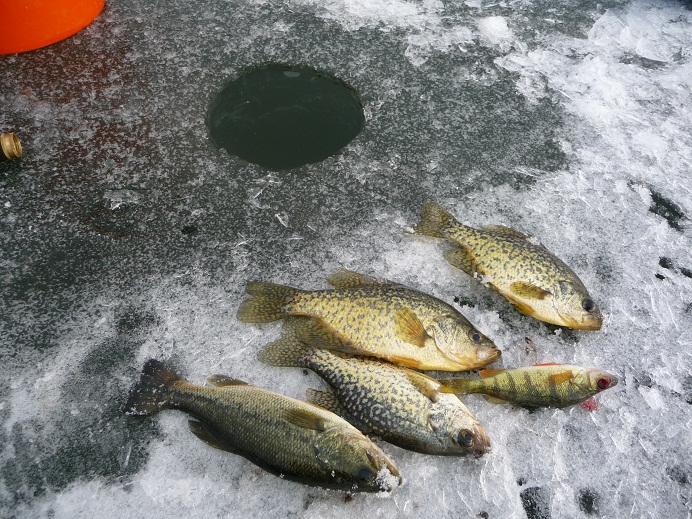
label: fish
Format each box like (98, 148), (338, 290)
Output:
(126, 359), (400, 492)
(412, 201), (603, 330)
(438, 363), (618, 408)
(237, 269), (500, 371)
(259, 317), (491, 456)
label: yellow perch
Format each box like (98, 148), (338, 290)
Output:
(126, 359), (400, 492)
(413, 201), (603, 330)
(259, 317), (491, 456)
(238, 269), (500, 371)
(439, 363), (618, 408)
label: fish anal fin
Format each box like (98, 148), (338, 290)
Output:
(188, 420), (236, 452)
(483, 395), (510, 404)
(257, 318), (313, 368)
(479, 369), (505, 378)
(484, 225), (530, 239)
(443, 247), (476, 277)
(207, 375), (249, 387)
(510, 282), (552, 300)
(389, 355), (423, 369)
(395, 309), (430, 348)
(306, 388), (341, 414)
(548, 371), (574, 385)
(284, 408), (328, 431)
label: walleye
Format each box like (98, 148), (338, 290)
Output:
(259, 318), (491, 456)
(413, 201), (603, 330)
(237, 269), (500, 371)
(126, 359), (400, 492)
(438, 364), (618, 408)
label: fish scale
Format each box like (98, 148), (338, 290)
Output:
(439, 364), (618, 408)
(126, 359), (400, 491)
(414, 201), (603, 330)
(238, 269), (501, 371)
(259, 325), (491, 456)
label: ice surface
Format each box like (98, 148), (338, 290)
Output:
(1, 0), (691, 518)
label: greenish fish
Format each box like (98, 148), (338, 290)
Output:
(237, 269), (500, 371)
(259, 318), (491, 456)
(413, 201), (603, 330)
(126, 359), (400, 492)
(438, 363), (618, 408)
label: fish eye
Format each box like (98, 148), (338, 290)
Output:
(467, 329), (482, 344)
(357, 467), (374, 482)
(458, 429), (474, 447)
(597, 378), (610, 390)
(582, 298), (595, 312)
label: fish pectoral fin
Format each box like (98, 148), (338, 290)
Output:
(479, 369), (505, 378)
(548, 371), (574, 385)
(284, 408), (328, 431)
(443, 247), (476, 277)
(207, 375), (249, 387)
(509, 281), (552, 300)
(395, 309), (430, 348)
(326, 269), (398, 289)
(483, 225), (530, 240)
(402, 369), (441, 403)
(188, 420), (236, 452)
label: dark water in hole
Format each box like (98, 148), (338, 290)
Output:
(207, 64), (365, 170)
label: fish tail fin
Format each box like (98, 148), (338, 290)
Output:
(437, 378), (475, 395)
(237, 282), (300, 323)
(125, 359), (182, 415)
(257, 318), (313, 367)
(413, 201), (456, 238)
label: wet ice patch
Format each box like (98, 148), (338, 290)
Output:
(477, 16), (514, 50)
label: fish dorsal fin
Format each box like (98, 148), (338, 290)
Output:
(443, 247), (476, 277)
(533, 362), (560, 366)
(402, 369), (441, 403)
(326, 269), (396, 289)
(207, 375), (249, 387)
(510, 281), (552, 300)
(484, 225), (530, 239)
(284, 408), (328, 431)
(479, 369), (505, 378)
(548, 371), (574, 385)
(395, 309), (430, 348)
(188, 420), (236, 452)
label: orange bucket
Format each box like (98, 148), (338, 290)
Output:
(0, 0), (105, 54)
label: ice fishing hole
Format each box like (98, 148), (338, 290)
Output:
(207, 64), (365, 170)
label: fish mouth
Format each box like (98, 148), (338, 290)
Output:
(471, 426), (491, 456)
(558, 310), (603, 331)
(375, 463), (402, 492)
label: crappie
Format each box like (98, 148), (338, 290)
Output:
(439, 364), (618, 408)
(259, 318), (490, 456)
(126, 359), (400, 492)
(413, 201), (603, 330)
(237, 269), (500, 371)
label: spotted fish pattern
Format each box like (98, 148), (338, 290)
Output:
(413, 201), (603, 330)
